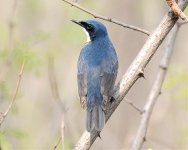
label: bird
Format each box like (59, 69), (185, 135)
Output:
(72, 19), (118, 132)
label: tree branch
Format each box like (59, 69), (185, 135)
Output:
(124, 98), (143, 114)
(177, 20), (188, 26)
(131, 23), (180, 150)
(8, 0), (18, 52)
(166, 0), (188, 21)
(73, 0), (188, 149)
(48, 56), (64, 111)
(61, 0), (150, 36)
(0, 0), (24, 127)
(48, 56), (66, 150)
(0, 60), (25, 127)
(54, 136), (62, 150)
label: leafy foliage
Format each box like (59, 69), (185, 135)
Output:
(13, 41), (41, 71)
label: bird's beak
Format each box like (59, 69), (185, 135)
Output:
(71, 20), (83, 27)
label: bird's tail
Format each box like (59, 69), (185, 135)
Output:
(86, 105), (105, 132)
(86, 69), (105, 132)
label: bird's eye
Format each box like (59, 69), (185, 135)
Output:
(86, 24), (93, 31)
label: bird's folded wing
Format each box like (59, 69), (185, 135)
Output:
(100, 72), (116, 96)
(77, 73), (87, 109)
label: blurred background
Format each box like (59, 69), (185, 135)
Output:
(0, 0), (187, 149)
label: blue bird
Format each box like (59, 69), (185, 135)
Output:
(72, 19), (118, 132)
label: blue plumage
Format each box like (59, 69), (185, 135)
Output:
(72, 20), (118, 132)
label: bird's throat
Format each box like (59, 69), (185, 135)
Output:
(83, 28), (91, 42)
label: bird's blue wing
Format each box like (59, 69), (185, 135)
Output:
(101, 72), (117, 96)
(100, 64), (118, 101)
(101, 45), (118, 97)
(77, 46), (88, 109)
(77, 74), (87, 109)
(100, 44), (118, 111)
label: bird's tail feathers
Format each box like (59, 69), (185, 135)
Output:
(86, 105), (105, 132)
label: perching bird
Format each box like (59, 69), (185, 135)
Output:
(72, 19), (118, 132)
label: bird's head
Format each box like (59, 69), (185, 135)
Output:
(72, 19), (108, 42)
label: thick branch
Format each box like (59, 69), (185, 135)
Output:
(61, 0), (150, 36)
(73, 1), (188, 149)
(131, 23), (179, 150)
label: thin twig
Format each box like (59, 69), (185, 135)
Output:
(48, 56), (64, 110)
(124, 98), (143, 114)
(48, 56), (66, 150)
(0, 60), (25, 126)
(61, 0), (150, 36)
(0, 0), (21, 127)
(177, 20), (188, 26)
(131, 23), (179, 150)
(54, 136), (62, 150)
(73, 1), (188, 149)
(0, 0), (18, 80)
(8, 0), (18, 52)
(61, 114), (65, 150)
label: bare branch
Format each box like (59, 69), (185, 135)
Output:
(48, 56), (64, 111)
(166, 0), (188, 20)
(8, 0), (18, 52)
(48, 56), (66, 149)
(124, 98), (143, 114)
(0, 60), (25, 126)
(0, 0), (22, 127)
(131, 23), (179, 150)
(73, 1), (188, 149)
(61, 0), (150, 36)
(54, 137), (62, 150)
(177, 20), (188, 26)
(61, 114), (65, 150)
